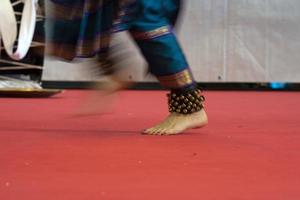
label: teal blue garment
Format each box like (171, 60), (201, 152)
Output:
(116, 0), (193, 82)
(115, 0), (181, 31)
(134, 32), (189, 76)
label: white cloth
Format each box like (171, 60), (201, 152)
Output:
(0, 0), (37, 60)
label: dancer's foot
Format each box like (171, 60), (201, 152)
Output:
(143, 109), (208, 135)
(74, 76), (132, 116)
(74, 91), (117, 117)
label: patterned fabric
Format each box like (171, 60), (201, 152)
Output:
(46, 0), (118, 60)
(47, 0), (197, 92)
(157, 69), (194, 89)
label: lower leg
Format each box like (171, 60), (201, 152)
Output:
(143, 86), (208, 135)
(130, 28), (208, 135)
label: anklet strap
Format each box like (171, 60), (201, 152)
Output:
(167, 88), (205, 114)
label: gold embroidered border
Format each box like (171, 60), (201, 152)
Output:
(158, 69), (194, 89)
(131, 26), (171, 40)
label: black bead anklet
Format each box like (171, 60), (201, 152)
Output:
(167, 89), (205, 114)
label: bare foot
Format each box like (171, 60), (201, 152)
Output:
(142, 109), (208, 135)
(74, 76), (132, 117)
(74, 91), (117, 117)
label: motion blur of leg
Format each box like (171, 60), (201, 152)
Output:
(45, 0), (129, 116)
(117, 0), (208, 135)
(45, 0), (208, 134)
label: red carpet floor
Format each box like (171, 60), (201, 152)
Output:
(0, 90), (300, 200)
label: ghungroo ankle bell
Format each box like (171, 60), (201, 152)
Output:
(168, 89), (205, 114)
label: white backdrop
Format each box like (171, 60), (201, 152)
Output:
(42, 0), (300, 83)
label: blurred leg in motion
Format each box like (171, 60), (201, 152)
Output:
(45, 0), (125, 115)
(45, 0), (208, 134)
